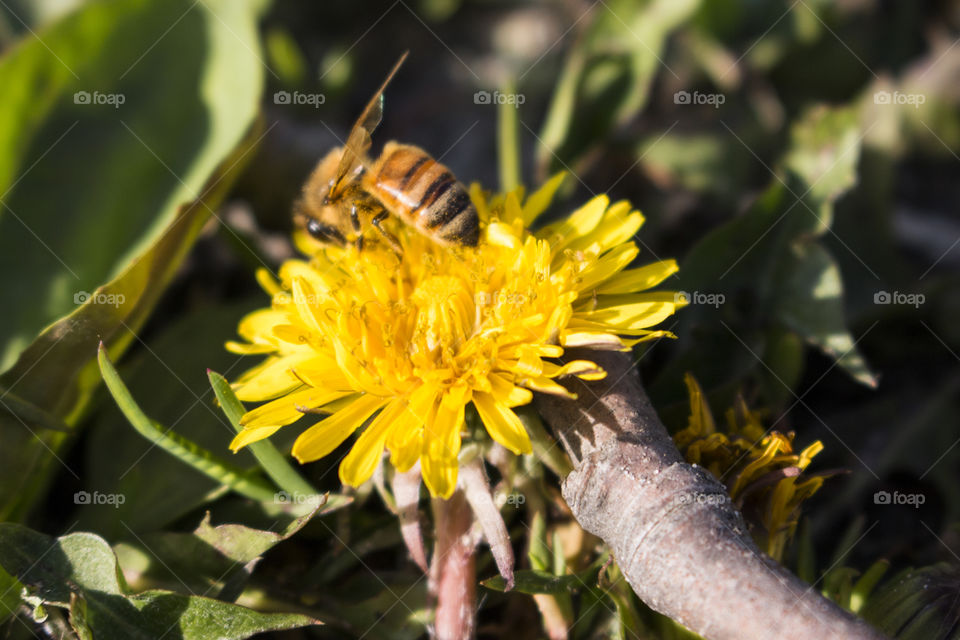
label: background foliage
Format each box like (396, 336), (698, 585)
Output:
(0, 0), (958, 638)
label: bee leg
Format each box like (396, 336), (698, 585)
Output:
(348, 204), (366, 252)
(371, 211), (403, 256)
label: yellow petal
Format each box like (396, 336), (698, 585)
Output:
(576, 294), (678, 329)
(391, 432), (422, 472)
(540, 194), (609, 251)
(292, 394), (388, 462)
(488, 373), (534, 407)
(386, 386), (439, 451)
(519, 376), (576, 398)
(543, 359), (606, 381)
(229, 425), (282, 451)
(598, 260), (679, 295)
(521, 172), (566, 226)
(473, 392), (531, 455)
(469, 182), (490, 221)
(240, 388), (356, 428)
(236, 308), (288, 343)
(233, 354), (312, 402)
(421, 390), (467, 499)
(255, 267), (282, 296)
(339, 399), (407, 488)
(486, 221), (521, 249)
(560, 331), (627, 350)
(291, 277), (325, 334)
(225, 341), (276, 355)
(568, 207), (643, 254)
(575, 244), (640, 293)
(503, 190), (523, 225)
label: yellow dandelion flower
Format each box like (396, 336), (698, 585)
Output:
(226, 174), (681, 498)
(675, 373), (829, 560)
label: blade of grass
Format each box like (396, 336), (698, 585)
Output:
(849, 559), (890, 613)
(97, 343), (275, 502)
(207, 370), (316, 498)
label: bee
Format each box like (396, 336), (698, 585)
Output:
(296, 52), (479, 254)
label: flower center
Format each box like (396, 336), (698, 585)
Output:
(411, 275), (474, 354)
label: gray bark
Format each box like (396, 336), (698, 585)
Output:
(535, 350), (887, 640)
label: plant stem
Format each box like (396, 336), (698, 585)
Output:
(497, 77), (521, 192)
(535, 350), (887, 640)
(430, 489), (477, 640)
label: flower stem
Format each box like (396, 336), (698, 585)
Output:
(497, 77), (521, 192)
(430, 489), (477, 640)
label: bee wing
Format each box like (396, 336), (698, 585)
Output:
(329, 51), (409, 199)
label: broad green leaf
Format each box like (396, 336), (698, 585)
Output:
(777, 242), (876, 387)
(97, 343), (277, 503)
(0, 0), (265, 371)
(193, 507), (322, 565)
(782, 105), (861, 230)
(861, 563), (960, 640)
(652, 105), (876, 404)
(116, 506), (326, 599)
(0, 564), (24, 625)
(0, 523), (318, 640)
(636, 131), (754, 204)
(0, 0), (266, 521)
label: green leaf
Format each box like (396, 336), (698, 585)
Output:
(537, 0), (700, 175)
(652, 104), (876, 404)
(0, 523), (318, 640)
(209, 370), (318, 499)
(861, 563), (960, 640)
(527, 510), (551, 572)
(0, 563), (24, 625)
(77, 301), (266, 536)
(0, 0), (266, 521)
(193, 507), (321, 565)
(0, 0), (265, 371)
(482, 564), (602, 595)
(116, 506), (327, 600)
(782, 105), (861, 231)
(97, 344), (277, 503)
(777, 242), (876, 387)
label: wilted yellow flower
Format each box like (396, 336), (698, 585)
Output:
(226, 174), (681, 498)
(674, 373), (827, 560)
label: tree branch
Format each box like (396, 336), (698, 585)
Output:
(534, 350), (887, 640)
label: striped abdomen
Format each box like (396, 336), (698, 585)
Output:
(368, 142), (479, 246)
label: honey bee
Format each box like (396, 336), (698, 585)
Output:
(295, 52), (479, 254)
